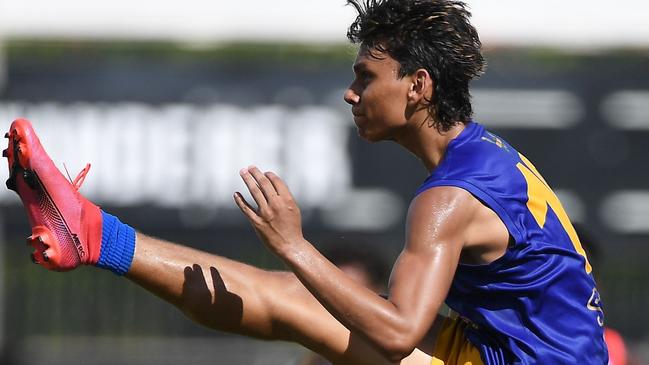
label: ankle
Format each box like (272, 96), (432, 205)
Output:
(97, 211), (136, 275)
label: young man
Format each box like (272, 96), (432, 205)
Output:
(5, 0), (608, 364)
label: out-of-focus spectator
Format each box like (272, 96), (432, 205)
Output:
(605, 327), (628, 365)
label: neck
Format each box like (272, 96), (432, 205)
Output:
(396, 119), (467, 173)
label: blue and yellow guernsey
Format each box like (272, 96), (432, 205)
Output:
(416, 122), (608, 364)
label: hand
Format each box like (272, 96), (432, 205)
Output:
(234, 166), (305, 257)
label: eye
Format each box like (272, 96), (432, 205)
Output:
(359, 71), (373, 85)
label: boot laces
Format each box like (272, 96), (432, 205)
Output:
(63, 163), (91, 190)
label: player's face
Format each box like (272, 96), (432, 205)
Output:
(343, 46), (412, 142)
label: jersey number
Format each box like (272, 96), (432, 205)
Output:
(516, 154), (592, 273)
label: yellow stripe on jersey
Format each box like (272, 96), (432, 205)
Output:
(517, 153), (592, 273)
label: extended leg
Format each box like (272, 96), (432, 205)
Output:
(128, 234), (433, 365)
(5, 118), (433, 365)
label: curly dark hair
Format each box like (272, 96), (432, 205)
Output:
(347, 0), (485, 131)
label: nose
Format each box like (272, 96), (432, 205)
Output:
(343, 87), (360, 106)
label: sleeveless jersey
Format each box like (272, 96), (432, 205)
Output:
(415, 121), (608, 364)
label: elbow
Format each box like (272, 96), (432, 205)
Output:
(378, 333), (418, 362)
(383, 345), (416, 363)
(369, 317), (423, 362)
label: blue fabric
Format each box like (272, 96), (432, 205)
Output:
(97, 211), (136, 276)
(416, 122), (608, 364)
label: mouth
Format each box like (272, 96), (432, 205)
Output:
(351, 109), (366, 122)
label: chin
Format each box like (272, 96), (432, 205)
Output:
(357, 127), (372, 141)
(357, 129), (385, 143)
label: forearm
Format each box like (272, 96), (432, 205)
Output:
(283, 240), (423, 360)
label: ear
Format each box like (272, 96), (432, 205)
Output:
(407, 68), (433, 103)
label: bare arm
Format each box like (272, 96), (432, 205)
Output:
(235, 167), (475, 361)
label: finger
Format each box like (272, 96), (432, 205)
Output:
(233, 191), (261, 223)
(239, 168), (268, 211)
(248, 166), (279, 200)
(265, 171), (292, 197)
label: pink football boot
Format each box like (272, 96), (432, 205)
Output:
(5, 118), (102, 271)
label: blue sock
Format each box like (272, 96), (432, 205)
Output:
(97, 210), (136, 276)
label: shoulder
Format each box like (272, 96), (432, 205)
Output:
(407, 185), (510, 264)
(410, 185), (479, 213)
(406, 186), (481, 247)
